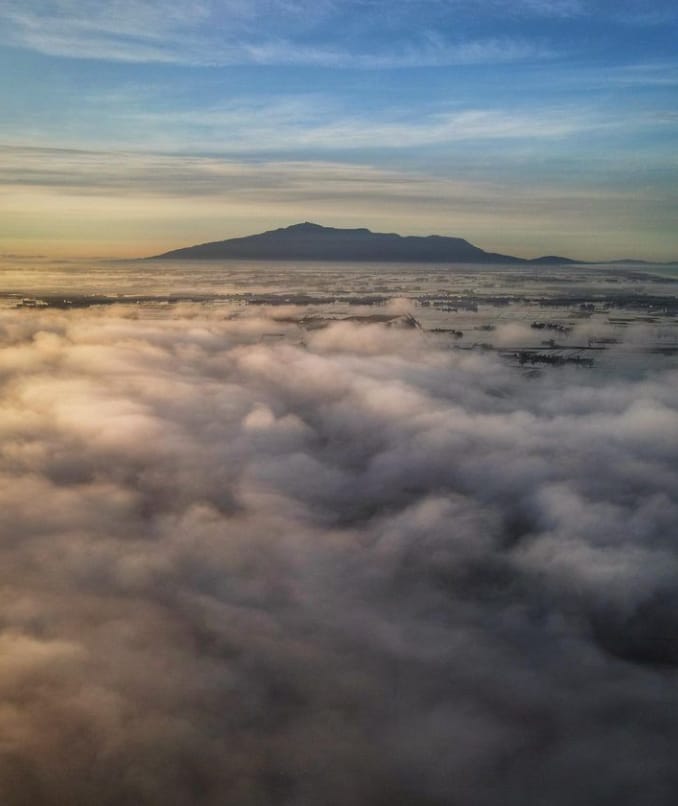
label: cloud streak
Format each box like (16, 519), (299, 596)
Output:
(0, 94), (632, 155)
(3, 144), (676, 261)
(0, 303), (677, 804)
(0, 0), (554, 66)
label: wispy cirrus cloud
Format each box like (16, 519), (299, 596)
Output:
(234, 35), (550, 69)
(0, 90), (614, 155)
(5, 1), (674, 68)
(114, 101), (596, 152)
(0, 0), (554, 66)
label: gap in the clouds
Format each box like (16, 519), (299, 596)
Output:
(2, 257), (677, 379)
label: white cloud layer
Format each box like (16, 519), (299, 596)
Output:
(0, 304), (677, 803)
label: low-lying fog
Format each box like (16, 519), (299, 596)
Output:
(0, 261), (677, 804)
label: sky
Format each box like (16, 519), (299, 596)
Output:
(1, 0), (677, 260)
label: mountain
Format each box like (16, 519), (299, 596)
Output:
(148, 222), (577, 264)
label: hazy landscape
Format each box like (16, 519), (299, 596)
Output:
(3, 0), (678, 803)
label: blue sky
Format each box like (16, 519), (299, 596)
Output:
(1, 0), (677, 259)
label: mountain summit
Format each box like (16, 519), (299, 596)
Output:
(149, 223), (575, 264)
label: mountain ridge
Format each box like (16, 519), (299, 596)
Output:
(148, 222), (580, 265)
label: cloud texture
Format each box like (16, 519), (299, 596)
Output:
(0, 0), (559, 66)
(1, 304), (677, 805)
(5, 1), (674, 66)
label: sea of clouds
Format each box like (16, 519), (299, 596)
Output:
(0, 303), (677, 805)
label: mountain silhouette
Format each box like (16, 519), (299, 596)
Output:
(149, 222), (578, 264)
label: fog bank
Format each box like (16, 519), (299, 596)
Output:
(1, 305), (677, 805)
